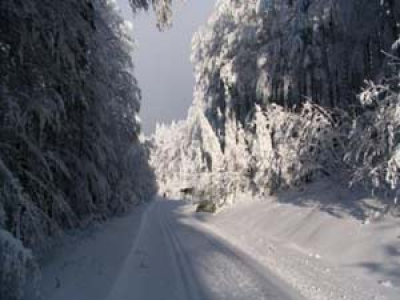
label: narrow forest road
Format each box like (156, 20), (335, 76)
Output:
(34, 192), (400, 300)
(106, 198), (304, 300)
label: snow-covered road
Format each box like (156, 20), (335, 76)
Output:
(31, 188), (399, 300)
(106, 199), (304, 300)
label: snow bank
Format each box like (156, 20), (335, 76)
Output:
(199, 180), (400, 300)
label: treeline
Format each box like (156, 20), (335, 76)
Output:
(191, 0), (400, 142)
(0, 1), (165, 299)
(151, 102), (341, 203)
(152, 0), (400, 207)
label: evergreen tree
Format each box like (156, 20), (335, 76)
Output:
(0, 1), (157, 299)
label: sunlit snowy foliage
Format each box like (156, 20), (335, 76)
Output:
(152, 0), (400, 208)
(346, 49), (400, 201)
(191, 0), (399, 142)
(151, 102), (343, 203)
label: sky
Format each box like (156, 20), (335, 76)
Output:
(116, 0), (216, 135)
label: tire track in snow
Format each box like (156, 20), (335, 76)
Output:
(158, 200), (205, 300)
(106, 199), (305, 300)
(158, 200), (304, 300)
(194, 226), (303, 300)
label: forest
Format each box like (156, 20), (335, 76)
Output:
(152, 0), (400, 207)
(1, 0), (400, 299)
(0, 0), (172, 299)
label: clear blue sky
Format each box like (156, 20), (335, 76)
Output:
(117, 0), (215, 135)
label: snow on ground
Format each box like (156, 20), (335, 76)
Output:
(26, 181), (400, 300)
(106, 200), (303, 300)
(197, 180), (400, 300)
(28, 200), (304, 300)
(24, 204), (149, 300)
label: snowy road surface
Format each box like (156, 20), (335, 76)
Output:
(30, 192), (400, 300)
(106, 199), (304, 300)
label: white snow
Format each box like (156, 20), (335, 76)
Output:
(23, 204), (148, 300)
(26, 182), (400, 300)
(199, 181), (400, 300)
(106, 199), (303, 300)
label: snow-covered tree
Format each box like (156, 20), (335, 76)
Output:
(167, 0), (398, 205)
(346, 44), (400, 203)
(129, 0), (173, 29)
(192, 0), (400, 139)
(151, 99), (345, 206)
(148, 0), (400, 217)
(150, 106), (224, 199)
(0, 1), (157, 299)
(221, 117), (251, 202)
